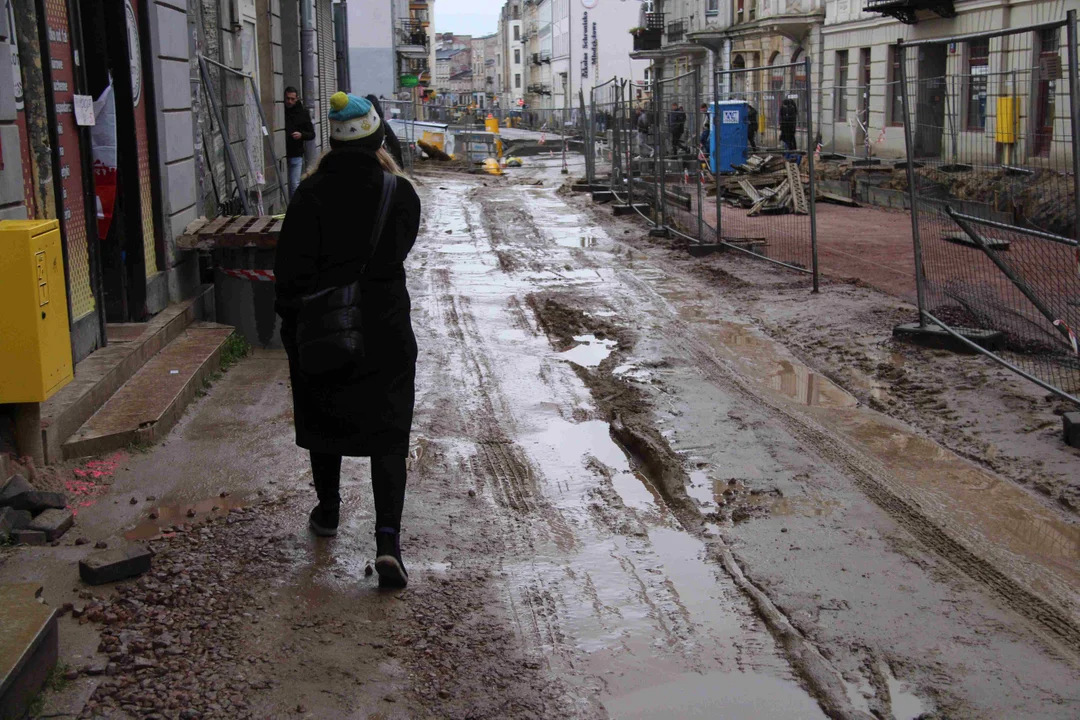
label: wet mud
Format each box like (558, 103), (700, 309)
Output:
(16, 157), (1080, 720)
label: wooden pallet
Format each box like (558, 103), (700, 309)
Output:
(787, 162), (809, 215)
(176, 215), (283, 251)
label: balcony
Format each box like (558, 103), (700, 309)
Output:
(527, 84), (552, 96)
(666, 20), (686, 43)
(397, 21), (429, 58)
(864, 0), (955, 24)
(531, 51), (552, 66)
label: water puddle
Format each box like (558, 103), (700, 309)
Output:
(436, 242), (485, 254)
(662, 292), (1080, 610)
(885, 670), (926, 720)
(604, 669), (826, 719)
(125, 496), (245, 540)
(613, 364), (653, 383)
(558, 334), (617, 368)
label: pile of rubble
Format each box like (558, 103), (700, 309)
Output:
(720, 154), (810, 216)
(0, 471), (73, 545)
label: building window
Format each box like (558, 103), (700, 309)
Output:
(734, 0), (744, 24)
(749, 0), (756, 21)
(514, 25), (520, 41)
(835, 50), (849, 120)
(707, 0), (719, 12)
(515, 73), (521, 89)
(515, 49), (521, 64)
(887, 44), (903, 126)
(967, 38), (989, 131)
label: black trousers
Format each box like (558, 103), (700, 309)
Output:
(310, 451), (407, 532)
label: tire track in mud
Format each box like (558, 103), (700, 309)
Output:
(617, 270), (1080, 657)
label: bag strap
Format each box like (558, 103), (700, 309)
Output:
(362, 171), (397, 274)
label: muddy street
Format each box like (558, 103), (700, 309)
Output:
(7, 158), (1080, 720)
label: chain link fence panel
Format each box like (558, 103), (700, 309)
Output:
(898, 14), (1080, 403)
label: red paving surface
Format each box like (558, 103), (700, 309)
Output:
(687, 188), (918, 302)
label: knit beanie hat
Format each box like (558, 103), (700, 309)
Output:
(328, 92), (385, 149)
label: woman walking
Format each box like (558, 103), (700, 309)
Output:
(275, 92), (421, 587)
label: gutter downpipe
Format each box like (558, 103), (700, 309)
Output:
(301, 0), (317, 165)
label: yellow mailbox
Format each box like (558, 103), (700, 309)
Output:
(0, 219), (74, 403)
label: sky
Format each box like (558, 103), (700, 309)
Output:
(434, 0), (503, 37)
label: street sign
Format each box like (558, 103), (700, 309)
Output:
(400, 75), (419, 88)
(517, 98), (524, 106)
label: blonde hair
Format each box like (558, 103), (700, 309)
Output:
(305, 145), (408, 181)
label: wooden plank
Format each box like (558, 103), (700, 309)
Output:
(218, 216), (257, 247)
(198, 216), (232, 236)
(183, 217), (209, 236)
(266, 219), (284, 234)
(737, 179), (762, 204)
(243, 216), (274, 235)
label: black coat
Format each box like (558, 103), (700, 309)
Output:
(274, 147), (421, 457)
(285, 102), (316, 158)
(365, 95), (405, 169)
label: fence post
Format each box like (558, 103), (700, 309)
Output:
(653, 72), (668, 236)
(584, 89), (594, 185)
(694, 67), (703, 243)
(713, 52), (722, 245)
(1067, 9), (1080, 250)
(897, 42), (928, 327)
(626, 83), (634, 211)
(805, 57), (820, 293)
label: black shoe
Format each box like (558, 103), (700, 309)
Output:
(309, 503), (339, 537)
(374, 528), (408, 588)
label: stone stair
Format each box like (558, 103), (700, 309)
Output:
(38, 285), (236, 462)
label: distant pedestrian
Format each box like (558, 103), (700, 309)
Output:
(699, 103), (711, 154)
(275, 92), (421, 589)
(636, 107), (654, 158)
(364, 94), (405, 168)
(284, 87), (315, 199)
(780, 98), (799, 157)
(669, 103), (687, 154)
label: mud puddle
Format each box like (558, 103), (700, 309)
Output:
(558, 334), (618, 368)
(603, 669), (826, 719)
(125, 495), (246, 540)
(649, 276), (1080, 627)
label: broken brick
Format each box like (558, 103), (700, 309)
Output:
(0, 474), (33, 505)
(13, 529), (47, 546)
(27, 508), (75, 541)
(0, 506), (33, 537)
(79, 544), (154, 586)
(1064, 412), (1080, 449)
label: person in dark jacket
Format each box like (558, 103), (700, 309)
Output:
(780, 98), (799, 158)
(284, 86), (316, 199)
(669, 103), (687, 154)
(699, 103), (711, 154)
(275, 92), (421, 588)
(364, 94), (405, 168)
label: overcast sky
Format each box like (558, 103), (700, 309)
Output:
(434, 0), (503, 37)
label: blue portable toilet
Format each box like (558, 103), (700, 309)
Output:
(709, 100), (751, 173)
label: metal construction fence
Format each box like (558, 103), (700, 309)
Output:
(710, 61), (819, 285)
(579, 64), (819, 288)
(899, 14), (1080, 403)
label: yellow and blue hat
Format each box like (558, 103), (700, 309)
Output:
(328, 92), (384, 148)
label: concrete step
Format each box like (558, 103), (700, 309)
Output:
(39, 286), (214, 464)
(61, 323), (235, 460)
(0, 583), (58, 720)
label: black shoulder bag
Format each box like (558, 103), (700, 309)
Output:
(295, 171), (398, 376)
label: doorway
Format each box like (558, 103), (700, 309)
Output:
(914, 44), (947, 158)
(857, 47), (871, 151)
(1032, 28), (1059, 157)
(78, 0), (153, 321)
